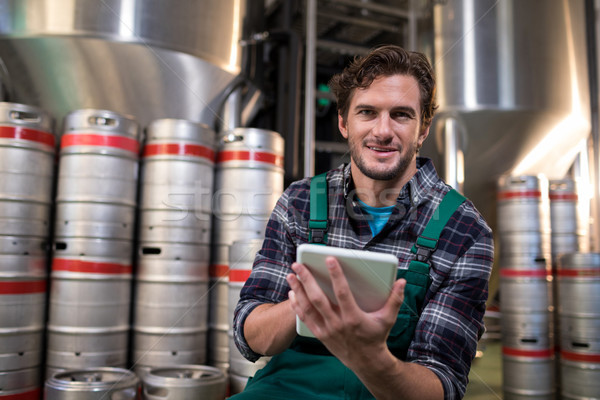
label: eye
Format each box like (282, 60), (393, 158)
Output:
(392, 111), (413, 119)
(357, 109), (375, 116)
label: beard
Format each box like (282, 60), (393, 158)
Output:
(349, 137), (418, 181)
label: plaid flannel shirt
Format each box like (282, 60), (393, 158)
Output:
(233, 157), (494, 399)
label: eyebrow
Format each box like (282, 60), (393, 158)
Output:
(353, 104), (417, 117)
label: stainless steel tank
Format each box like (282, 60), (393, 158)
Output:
(427, 0), (590, 231)
(0, 0), (250, 130)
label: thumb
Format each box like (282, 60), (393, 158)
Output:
(385, 278), (406, 314)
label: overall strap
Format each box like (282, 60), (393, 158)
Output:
(308, 172), (329, 245)
(409, 188), (467, 273)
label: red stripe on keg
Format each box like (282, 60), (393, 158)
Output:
(210, 264), (229, 278)
(0, 125), (55, 147)
(556, 268), (600, 277)
(61, 133), (139, 154)
(549, 193), (578, 201)
(502, 346), (553, 358)
(561, 350), (600, 363)
(499, 269), (550, 278)
(0, 280), (46, 295)
(497, 190), (542, 200)
(229, 269), (252, 282)
(143, 143), (216, 161)
(0, 388), (41, 400)
(52, 258), (132, 274)
(217, 150), (284, 168)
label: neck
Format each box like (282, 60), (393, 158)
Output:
(351, 161), (417, 207)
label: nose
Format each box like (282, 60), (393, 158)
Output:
(372, 113), (394, 140)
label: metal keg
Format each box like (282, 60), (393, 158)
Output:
(0, 102), (55, 208)
(556, 252), (600, 399)
(141, 365), (226, 400)
(501, 311), (556, 399)
(141, 119), (216, 214)
(0, 276), (45, 371)
(45, 367), (139, 400)
(57, 109), (140, 204)
(214, 128), (284, 216)
(227, 239), (270, 382)
(556, 252), (600, 317)
(499, 269), (553, 313)
(497, 175), (550, 234)
(47, 256), (131, 371)
(0, 367), (41, 399)
(208, 215), (269, 366)
(549, 179), (587, 264)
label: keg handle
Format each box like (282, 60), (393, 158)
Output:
(73, 372), (102, 382)
(111, 388), (138, 400)
(9, 110), (41, 123)
(143, 384), (169, 399)
(222, 133), (244, 144)
(88, 115), (118, 127)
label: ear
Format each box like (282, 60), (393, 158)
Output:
(417, 125), (430, 148)
(338, 113), (348, 139)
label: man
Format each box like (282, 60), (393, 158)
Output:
(231, 45), (494, 399)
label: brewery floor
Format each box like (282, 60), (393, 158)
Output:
(464, 340), (503, 399)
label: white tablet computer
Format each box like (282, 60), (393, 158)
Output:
(295, 243), (399, 337)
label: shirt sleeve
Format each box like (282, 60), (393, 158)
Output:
(232, 183), (305, 362)
(406, 207), (495, 399)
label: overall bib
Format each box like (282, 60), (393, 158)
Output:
(233, 173), (465, 399)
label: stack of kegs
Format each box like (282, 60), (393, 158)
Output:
(228, 239), (271, 394)
(548, 177), (589, 391)
(133, 119), (216, 371)
(45, 367), (139, 399)
(0, 102), (55, 397)
(47, 109), (141, 376)
(496, 175), (555, 399)
(556, 252), (600, 399)
(208, 128), (284, 372)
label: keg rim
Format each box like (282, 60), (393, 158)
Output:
(46, 366), (139, 387)
(142, 364), (225, 386)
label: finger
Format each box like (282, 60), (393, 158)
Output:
(382, 278), (406, 317)
(286, 270), (325, 329)
(326, 256), (359, 312)
(291, 262), (335, 321)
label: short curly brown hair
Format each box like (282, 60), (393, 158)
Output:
(328, 45), (438, 130)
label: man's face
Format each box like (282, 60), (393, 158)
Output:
(338, 74), (429, 182)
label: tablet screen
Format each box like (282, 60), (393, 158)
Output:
(295, 243), (398, 337)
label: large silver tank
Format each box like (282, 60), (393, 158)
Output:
(425, 0), (591, 231)
(0, 0), (250, 130)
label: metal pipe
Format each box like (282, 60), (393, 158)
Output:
(304, 0), (317, 177)
(408, 0), (418, 50)
(440, 117), (465, 193)
(586, 0), (599, 251)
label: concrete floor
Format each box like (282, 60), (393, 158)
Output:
(464, 340), (503, 400)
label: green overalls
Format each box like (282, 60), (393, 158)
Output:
(233, 173), (465, 400)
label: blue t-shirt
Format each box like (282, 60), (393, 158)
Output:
(357, 199), (395, 237)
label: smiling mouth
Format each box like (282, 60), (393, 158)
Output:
(367, 146), (396, 152)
